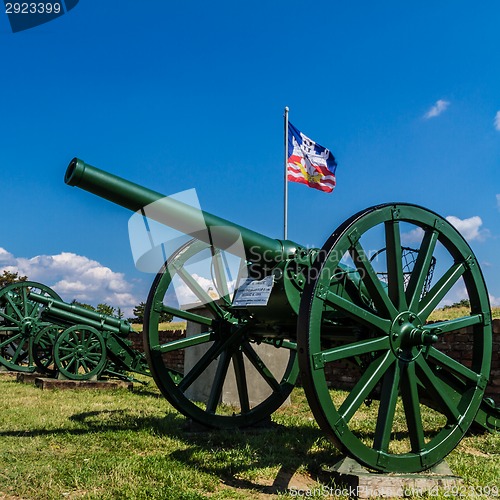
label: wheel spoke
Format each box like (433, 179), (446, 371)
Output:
(83, 332), (94, 347)
(0, 312), (21, 326)
(425, 347), (485, 384)
(211, 249), (231, 303)
(350, 239), (398, 319)
(415, 356), (461, 422)
(4, 294), (23, 322)
(232, 349), (250, 413)
(401, 362), (425, 452)
(153, 332), (213, 353)
(323, 290), (391, 333)
(65, 337), (78, 348)
(21, 286), (29, 316)
(242, 342), (281, 392)
(28, 293), (40, 317)
(58, 346), (74, 353)
(373, 360), (400, 452)
(406, 229), (438, 311)
(178, 341), (225, 392)
(384, 220), (407, 310)
(206, 350), (231, 413)
(0, 332), (22, 349)
(0, 326), (20, 332)
(177, 267), (225, 318)
(313, 336), (390, 366)
(418, 261), (467, 321)
(160, 304), (213, 326)
(11, 341), (27, 364)
(338, 350), (394, 422)
(423, 314), (483, 335)
(86, 353), (102, 361)
(67, 358), (77, 371)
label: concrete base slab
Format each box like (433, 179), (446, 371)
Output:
(34, 378), (133, 391)
(17, 372), (45, 384)
(0, 371), (18, 379)
(183, 415), (274, 434)
(323, 457), (462, 499)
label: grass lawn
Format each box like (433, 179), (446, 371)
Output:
(0, 376), (498, 500)
(429, 307), (500, 321)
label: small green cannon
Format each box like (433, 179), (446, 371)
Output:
(62, 157), (497, 473)
(0, 281), (149, 381)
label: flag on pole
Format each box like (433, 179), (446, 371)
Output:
(287, 122), (337, 193)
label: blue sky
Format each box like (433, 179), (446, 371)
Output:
(1, 1), (499, 315)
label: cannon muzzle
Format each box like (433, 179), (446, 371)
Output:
(65, 158), (298, 264)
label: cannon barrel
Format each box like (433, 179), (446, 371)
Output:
(65, 158), (299, 264)
(28, 291), (133, 336)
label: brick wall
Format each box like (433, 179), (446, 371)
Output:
(130, 321), (499, 401)
(322, 319), (500, 400)
(129, 329), (185, 374)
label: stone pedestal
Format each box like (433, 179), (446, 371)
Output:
(184, 305), (291, 408)
(34, 378), (133, 391)
(324, 457), (463, 499)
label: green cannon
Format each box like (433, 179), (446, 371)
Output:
(0, 281), (149, 381)
(63, 157), (497, 473)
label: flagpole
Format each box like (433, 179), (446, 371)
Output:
(284, 106), (289, 240)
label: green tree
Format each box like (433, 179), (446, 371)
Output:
(130, 301), (172, 324)
(443, 299), (471, 310)
(0, 270), (28, 288)
(130, 302), (146, 324)
(96, 303), (116, 317)
(71, 300), (96, 311)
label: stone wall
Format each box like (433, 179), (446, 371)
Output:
(130, 321), (500, 401)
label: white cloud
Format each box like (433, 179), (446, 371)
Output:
(424, 99), (450, 119)
(401, 227), (424, 244)
(0, 249), (140, 317)
(446, 215), (489, 242)
(494, 111), (500, 131)
(0, 247), (14, 264)
(172, 273), (215, 307)
(490, 294), (500, 307)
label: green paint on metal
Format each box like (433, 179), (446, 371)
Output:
(62, 159), (495, 473)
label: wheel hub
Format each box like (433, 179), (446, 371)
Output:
(75, 346), (87, 359)
(20, 317), (35, 337)
(389, 312), (438, 361)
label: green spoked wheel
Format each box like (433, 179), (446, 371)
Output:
(0, 281), (61, 372)
(144, 238), (298, 429)
(298, 203), (492, 473)
(33, 324), (62, 376)
(54, 325), (107, 380)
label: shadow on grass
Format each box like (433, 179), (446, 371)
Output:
(168, 422), (343, 495)
(0, 405), (343, 494)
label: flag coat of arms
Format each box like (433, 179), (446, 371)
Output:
(287, 122), (337, 193)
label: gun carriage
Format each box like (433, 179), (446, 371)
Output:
(62, 157), (500, 473)
(4, 156), (498, 474)
(0, 281), (149, 381)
